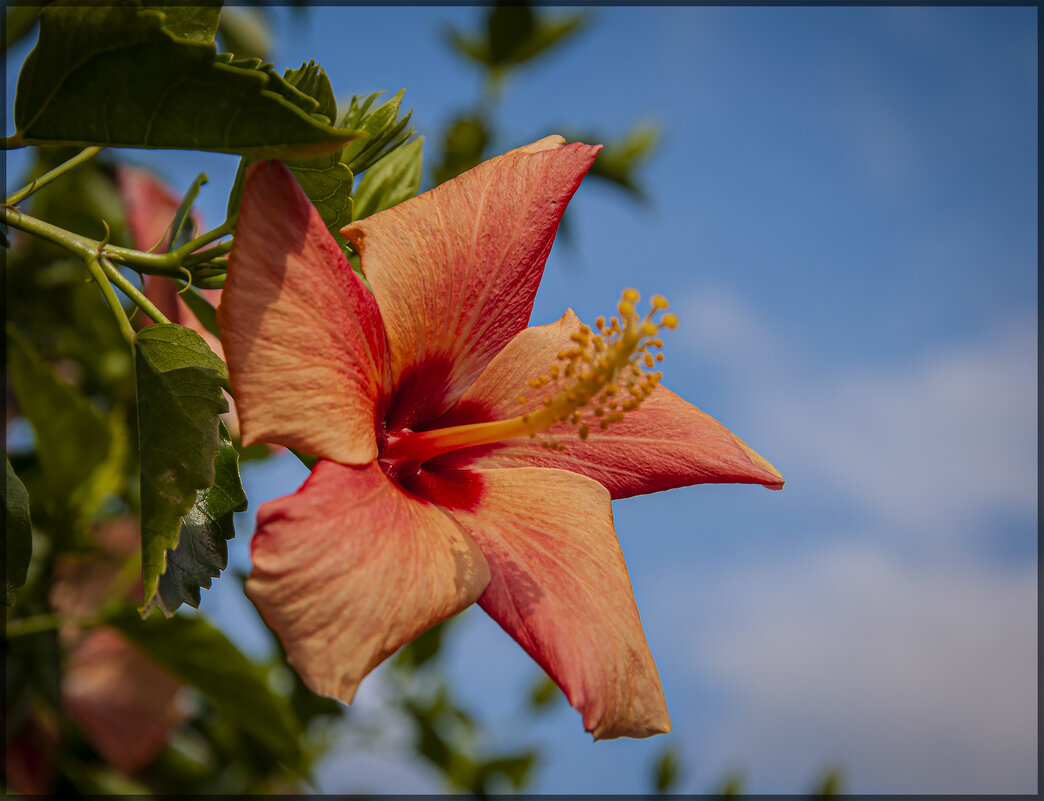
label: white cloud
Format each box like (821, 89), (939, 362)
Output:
(649, 543), (1037, 794)
(650, 288), (1039, 793)
(679, 288), (1037, 548)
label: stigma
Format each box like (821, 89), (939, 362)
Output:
(381, 289), (677, 475)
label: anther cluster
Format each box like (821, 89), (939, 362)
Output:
(521, 288), (678, 448)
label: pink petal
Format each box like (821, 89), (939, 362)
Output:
(116, 164), (225, 335)
(412, 466), (669, 739)
(245, 460), (490, 702)
(4, 716), (59, 794)
(63, 627), (184, 774)
(435, 309), (784, 497)
(116, 165), (185, 254)
(341, 136), (600, 430)
(218, 161), (390, 463)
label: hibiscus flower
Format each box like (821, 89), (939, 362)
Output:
(218, 136), (783, 740)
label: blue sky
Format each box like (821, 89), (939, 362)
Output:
(5, 5), (1037, 795)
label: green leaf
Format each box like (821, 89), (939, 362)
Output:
(810, 767), (845, 797)
(433, 115), (489, 186)
(4, 457), (33, 606)
(351, 137), (423, 220)
(226, 157), (249, 224)
(107, 607), (304, 767)
(4, 5), (41, 53)
(474, 752), (538, 792)
(652, 745), (681, 793)
(395, 618), (451, 669)
(339, 90), (416, 174)
(151, 424), (246, 615)
(14, 4), (359, 157)
(488, 3), (536, 65)
(174, 284), (221, 339)
(526, 673), (562, 711)
(285, 156), (354, 242)
(217, 6), (270, 61)
(6, 324), (126, 529)
(135, 324), (229, 612)
(714, 771), (745, 796)
(168, 173), (208, 252)
(445, 3), (588, 71)
(567, 123), (660, 200)
(509, 12), (589, 67)
(283, 60), (336, 127)
(282, 62), (354, 240)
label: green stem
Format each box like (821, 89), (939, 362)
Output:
(182, 239), (233, 267)
(4, 205), (169, 273)
(4, 205), (99, 261)
(100, 257), (170, 325)
(5, 146), (104, 206)
(85, 255), (136, 345)
(172, 220), (233, 262)
(2, 206), (232, 279)
(5, 612), (99, 638)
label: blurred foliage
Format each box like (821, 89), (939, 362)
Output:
(432, 0), (662, 249)
(527, 673), (563, 711)
(4, 4), (42, 54)
(216, 6), (270, 61)
(445, 1), (588, 88)
(652, 744), (681, 792)
(811, 766), (846, 796)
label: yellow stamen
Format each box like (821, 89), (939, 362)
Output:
(381, 289), (677, 473)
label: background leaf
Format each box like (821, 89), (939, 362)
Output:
(13, 4), (358, 157)
(526, 673), (562, 712)
(152, 424), (246, 615)
(432, 114), (489, 186)
(445, 1), (588, 71)
(108, 608), (304, 768)
(217, 7), (271, 61)
(351, 136), (423, 220)
(652, 745), (681, 792)
(565, 123), (660, 201)
(4, 4), (41, 53)
(6, 324), (126, 534)
(4, 457), (33, 606)
(135, 324), (229, 613)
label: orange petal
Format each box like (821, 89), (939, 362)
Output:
(245, 460), (490, 702)
(435, 310), (784, 497)
(413, 466), (669, 739)
(218, 161), (390, 463)
(341, 136), (600, 430)
(63, 627), (184, 774)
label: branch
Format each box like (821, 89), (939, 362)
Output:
(84, 253), (136, 345)
(5, 146), (104, 206)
